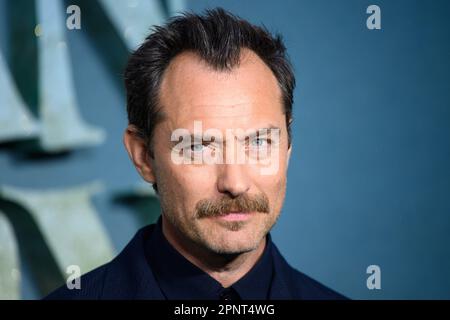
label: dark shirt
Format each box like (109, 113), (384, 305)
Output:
(44, 217), (348, 300)
(146, 217), (273, 300)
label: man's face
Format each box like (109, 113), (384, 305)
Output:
(148, 49), (291, 255)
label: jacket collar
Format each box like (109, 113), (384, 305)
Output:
(100, 221), (295, 299)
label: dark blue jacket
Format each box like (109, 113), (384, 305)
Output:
(45, 223), (346, 300)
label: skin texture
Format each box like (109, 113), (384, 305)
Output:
(123, 49), (292, 287)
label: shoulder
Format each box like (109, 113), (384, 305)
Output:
(44, 224), (160, 300)
(286, 267), (348, 300)
(44, 264), (109, 300)
(271, 243), (348, 300)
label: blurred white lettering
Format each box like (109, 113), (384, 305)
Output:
(66, 265), (81, 290)
(66, 5), (81, 30)
(366, 5), (381, 30)
(366, 265), (381, 289)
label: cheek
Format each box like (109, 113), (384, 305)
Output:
(255, 172), (286, 210)
(158, 161), (217, 213)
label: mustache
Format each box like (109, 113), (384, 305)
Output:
(195, 193), (270, 219)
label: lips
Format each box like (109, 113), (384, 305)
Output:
(217, 212), (253, 221)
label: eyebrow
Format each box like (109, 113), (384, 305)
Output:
(170, 126), (281, 146)
(243, 126), (280, 136)
(170, 133), (207, 148)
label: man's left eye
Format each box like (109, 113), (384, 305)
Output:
(250, 138), (268, 147)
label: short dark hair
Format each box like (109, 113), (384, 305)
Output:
(124, 8), (296, 192)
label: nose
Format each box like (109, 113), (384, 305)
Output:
(216, 164), (250, 198)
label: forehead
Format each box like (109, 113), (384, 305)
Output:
(158, 49), (284, 130)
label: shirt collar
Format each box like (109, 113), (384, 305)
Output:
(146, 215), (274, 300)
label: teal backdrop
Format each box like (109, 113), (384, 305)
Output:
(0, 0), (449, 299)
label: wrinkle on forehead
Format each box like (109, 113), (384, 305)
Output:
(180, 102), (262, 119)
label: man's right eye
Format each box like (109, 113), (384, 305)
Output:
(190, 144), (204, 152)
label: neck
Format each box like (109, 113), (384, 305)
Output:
(161, 214), (266, 288)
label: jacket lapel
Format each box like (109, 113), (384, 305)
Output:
(101, 225), (165, 299)
(269, 243), (296, 299)
(101, 223), (298, 300)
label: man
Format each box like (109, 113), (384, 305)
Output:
(46, 8), (345, 300)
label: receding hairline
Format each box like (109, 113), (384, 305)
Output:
(157, 48), (284, 114)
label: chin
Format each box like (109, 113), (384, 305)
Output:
(201, 229), (264, 255)
(207, 242), (258, 256)
(192, 215), (276, 255)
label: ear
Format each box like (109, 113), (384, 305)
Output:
(123, 125), (156, 184)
